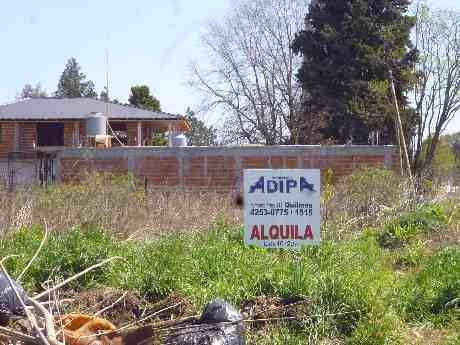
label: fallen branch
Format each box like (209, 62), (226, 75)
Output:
(17, 219), (49, 282)
(34, 257), (123, 301)
(28, 298), (63, 345)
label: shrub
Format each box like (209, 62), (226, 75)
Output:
(379, 204), (447, 248)
(332, 168), (401, 218)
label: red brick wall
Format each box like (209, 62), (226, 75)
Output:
(58, 146), (395, 189)
(0, 123), (16, 158)
(0, 122), (37, 158)
(0, 120), (163, 159)
(20, 122), (37, 152)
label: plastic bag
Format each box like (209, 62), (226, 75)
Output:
(0, 273), (26, 324)
(165, 298), (245, 345)
(59, 314), (117, 345)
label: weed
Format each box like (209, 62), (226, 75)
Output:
(379, 204), (448, 248)
(398, 247), (460, 324)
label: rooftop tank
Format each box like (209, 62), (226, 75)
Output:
(86, 113), (107, 137)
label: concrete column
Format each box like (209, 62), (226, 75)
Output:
(14, 123), (20, 151)
(168, 123), (173, 147)
(73, 122), (80, 146)
(137, 121), (142, 147)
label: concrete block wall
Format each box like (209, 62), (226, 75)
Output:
(57, 145), (397, 191)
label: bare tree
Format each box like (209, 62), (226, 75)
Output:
(189, 0), (307, 145)
(17, 82), (48, 100)
(412, 2), (460, 175)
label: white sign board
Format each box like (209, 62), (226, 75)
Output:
(244, 169), (320, 248)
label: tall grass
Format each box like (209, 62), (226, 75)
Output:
(0, 173), (240, 238)
(0, 169), (458, 344)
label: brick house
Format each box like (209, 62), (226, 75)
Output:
(0, 97), (190, 159)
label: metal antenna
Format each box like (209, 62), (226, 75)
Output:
(105, 48), (109, 115)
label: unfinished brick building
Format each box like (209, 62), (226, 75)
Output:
(0, 97), (189, 185)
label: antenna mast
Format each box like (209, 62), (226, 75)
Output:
(105, 48), (109, 115)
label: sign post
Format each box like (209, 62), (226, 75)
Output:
(244, 169), (321, 248)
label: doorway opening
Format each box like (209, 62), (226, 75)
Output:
(37, 123), (64, 146)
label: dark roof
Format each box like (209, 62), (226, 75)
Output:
(0, 98), (182, 121)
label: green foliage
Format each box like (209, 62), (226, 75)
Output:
(55, 57), (97, 98)
(394, 240), (426, 268)
(399, 248), (460, 324)
(332, 168), (401, 217)
(379, 204), (447, 248)
(1, 221), (401, 343)
(345, 313), (402, 345)
(149, 131), (168, 146)
(293, 0), (417, 144)
(128, 85), (161, 112)
(432, 140), (458, 178)
(99, 86), (109, 102)
(0, 185), (458, 343)
(184, 107), (217, 146)
(0, 226), (118, 292)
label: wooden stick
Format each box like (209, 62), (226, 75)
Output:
(18, 219), (49, 282)
(33, 257), (122, 301)
(389, 69), (415, 192)
(52, 288), (66, 345)
(28, 298), (63, 345)
(0, 259), (51, 345)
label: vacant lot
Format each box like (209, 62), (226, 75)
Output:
(0, 170), (459, 344)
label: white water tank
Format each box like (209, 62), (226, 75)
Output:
(171, 133), (188, 147)
(86, 113), (107, 137)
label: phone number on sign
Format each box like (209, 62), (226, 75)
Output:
(250, 208), (313, 216)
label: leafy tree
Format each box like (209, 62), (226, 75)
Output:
(293, 0), (417, 144)
(184, 108), (217, 146)
(149, 132), (168, 146)
(422, 137), (457, 179)
(17, 82), (47, 100)
(99, 87), (109, 102)
(55, 57), (97, 98)
(128, 85), (161, 112)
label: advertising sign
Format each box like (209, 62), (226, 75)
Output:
(244, 169), (320, 248)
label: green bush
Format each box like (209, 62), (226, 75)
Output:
(329, 167), (402, 218)
(379, 204), (447, 248)
(394, 240), (426, 268)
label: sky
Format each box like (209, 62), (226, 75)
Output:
(1, 0), (460, 133)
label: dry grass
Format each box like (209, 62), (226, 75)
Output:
(0, 174), (241, 239)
